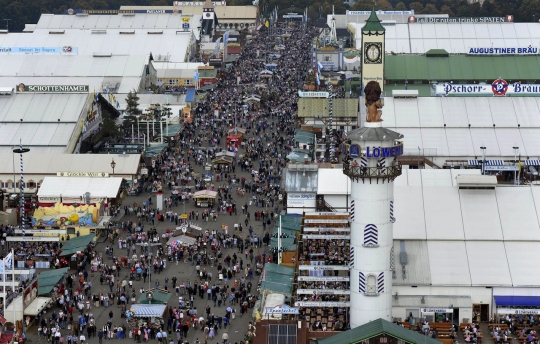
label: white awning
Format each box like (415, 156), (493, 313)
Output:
(131, 304), (167, 318)
(24, 297), (51, 316)
(526, 160), (540, 166)
(37, 177), (123, 199)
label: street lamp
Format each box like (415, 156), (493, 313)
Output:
(13, 142), (30, 236)
(513, 146), (519, 185)
(111, 159), (116, 176)
(480, 146), (486, 175)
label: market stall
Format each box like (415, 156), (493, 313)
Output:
(193, 190), (217, 208)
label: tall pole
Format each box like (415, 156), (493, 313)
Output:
(147, 119), (150, 146)
(513, 146), (519, 185)
(480, 146), (486, 175)
(328, 85), (334, 163)
(132, 124), (134, 143)
(13, 142), (30, 236)
(278, 216), (282, 264)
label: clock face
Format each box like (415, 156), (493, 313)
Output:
(205, 13), (211, 18)
(364, 42), (382, 64)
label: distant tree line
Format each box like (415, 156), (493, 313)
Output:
(1, 0), (537, 33)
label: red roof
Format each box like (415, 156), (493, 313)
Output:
(227, 46), (242, 55)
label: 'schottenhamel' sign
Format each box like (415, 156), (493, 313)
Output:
(17, 85), (89, 93)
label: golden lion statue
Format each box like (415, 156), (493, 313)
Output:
(364, 81), (383, 122)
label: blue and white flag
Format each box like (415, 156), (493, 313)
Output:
(214, 37), (221, 57)
(116, 100), (120, 109)
(316, 73), (320, 86)
(317, 61), (323, 74)
(194, 72), (199, 82)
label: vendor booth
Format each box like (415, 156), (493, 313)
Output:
(37, 177), (123, 206)
(138, 289), (172, 305)
(130, 304), (167, 318)
(226, 135), (242, 149)
(193, 190), (217, 208)
(212, 151), (236, 167)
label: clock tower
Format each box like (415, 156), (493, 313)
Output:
(361, 6), (385, 91)
(201, 0), (218, 43)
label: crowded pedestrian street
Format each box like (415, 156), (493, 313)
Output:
(19, 24), (324, 344)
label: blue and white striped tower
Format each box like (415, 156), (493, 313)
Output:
(343, 121), (404, 327)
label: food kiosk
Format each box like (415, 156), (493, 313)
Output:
(193, 190), (217, 208)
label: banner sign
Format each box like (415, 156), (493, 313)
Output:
(421, 308), (453, 313)
(296, 289), (350, 295)
(468, 47), (538, 55)
(17, 85), (89, 93)
(485, 165), (518, 171)
(347, 10), (414, 15)
(294, 301), (350, 307)
(298, 265), (350, 271)
(14, 229), (66, 234)
(304, 219), (349, 224)
(303, 227), (350, 232)
(38, 197), (61, 203)
(303, 234), (350, 239)
(287, 194), (316, 200)
(65, 9), (182, 14)
(0, 46), (78, 54)
(365, 144), (404, 159)
(57, 172), (109, 177)
(297, 276), (349, 281)
(283, 14), (303, 18)
(436, 80), (540, 96)
(173, 1), (226, 5)
(408, 15), (513, 23)
(497, 309), (540, 315)
(298, 91), (329, 98)
(265, 304), (299, 314)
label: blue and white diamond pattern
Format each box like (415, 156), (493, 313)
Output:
(350, 199), (355, 221)
(364, 224), (378, 246)
(349, 246), (355, 268)
(377, 272), (385, 293)
(359, 272), (366, 293)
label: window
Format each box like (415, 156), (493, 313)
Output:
(366, 274), (377, 294)
(184, 79), (192, 85)
(363, 224), (378, 247)
(0, 182), (3, 188)
(269, 324), (296, 344)
(6, 181), (13, 189)
(167, 79), (177, 85)
(27, 181), (36, 189)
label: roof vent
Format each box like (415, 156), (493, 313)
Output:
(49, 30), (65, 34)
(457, 174), (497, 189)
(91, 29), (107, 34)
(120, 31), (135, 34)
(392, 90), (418, 98)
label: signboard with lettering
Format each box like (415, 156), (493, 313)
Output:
(304, 219), (349, 224)
(297, 276), (349, 281)
(296, 289), (350, 295)
(497, 309), (540, 315)
(18, 85), (89, 93)
(287, 194), (316, 200)
(264, 304), (299, 314)
(65, 9), (182, 14)
(347, 10), (414, 15)
(302, 234), (350, 239)
(421, 308), (454, 313)
(365, 145), (404, 159)
(408, 15), (513, 23)
(436, 80), (540, 96)
(468, 47), (538, 55)
(38, 196), (61, 203)
(298, 265), (350, 271)
(0, 47), (78, 54)
(485, 165), (518, 171)
(298, 91), (329, 98)
(173, 1), (226, 5)
(294, 301), (350, 307)
(303, 227), (351, 232)
(57, 172), (109, 177)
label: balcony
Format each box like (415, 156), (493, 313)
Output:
(343, 163), (403, 183)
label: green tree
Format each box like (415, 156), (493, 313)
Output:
(376, 0), (393, 11)
(394, 2), (408, 11)
(422, 4), (439, 14)
(519, 0), (540, 22)
(409, 2), (424, 13)
(440, 5), (454, 16)
(350, 0), (374, 11)
(123, 91), (140, 129)
(456, 4), (473, 17)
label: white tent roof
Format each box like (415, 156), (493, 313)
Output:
(0, 153), (141, 176)
(317, 168), (351, 195)
(349, 22), (540, 54)
(369, 97), (540, 158)
(38, 177), (123, 198)
(131, 304), (167, 318)
(24, 296), (51, 316)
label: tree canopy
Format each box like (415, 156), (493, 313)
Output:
(0, 0), (534, 33)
